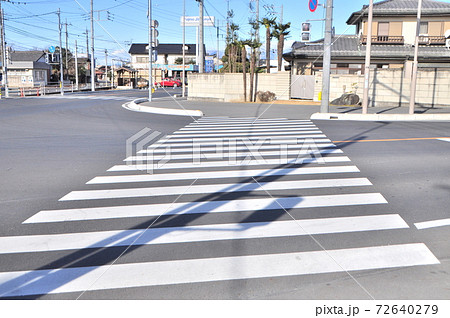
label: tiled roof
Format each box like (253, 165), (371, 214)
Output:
(10, 50), (45, 62)
(129, 43), (199, 55)
(284, 35), (450, 60)
(347, 0), (450, 24)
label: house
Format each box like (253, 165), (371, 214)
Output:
(129, 43), (201, 84)
(284, 0), (450, 76)
(2, 51), (51, 87)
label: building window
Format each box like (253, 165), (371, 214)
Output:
(136, 57), (149, 63)
(420, 22), (428, 35)
(35, 71), (45, 81)
(377, 22), (389, 36)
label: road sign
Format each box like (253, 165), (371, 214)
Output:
(309, 0), (318, 12)
(180, 16), (215, 27)
(48, 46), (56, 53)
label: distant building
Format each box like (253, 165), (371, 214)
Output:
(1, 50), (51, 87)
(284, 0), (450, 75)
(128, 43), (202, 85)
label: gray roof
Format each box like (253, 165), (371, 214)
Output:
(284, 35), (450, 61)
(347, 0), (450, 24)
(10, 50), (45, 62)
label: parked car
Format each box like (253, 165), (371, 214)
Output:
(154, 78), (182, 87)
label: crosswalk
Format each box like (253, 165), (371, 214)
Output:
(0, 116), (440, 298)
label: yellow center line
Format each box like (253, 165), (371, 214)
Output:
(333, 137), (450, 143)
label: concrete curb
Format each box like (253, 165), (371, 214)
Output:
(310, 112), (450, 122)
(123, 98), (203, 117)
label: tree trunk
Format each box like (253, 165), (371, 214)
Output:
(242, 46), (247, 102)
(266, 27), (271, 73)
(278, 34), (284, 72)
(250, 49), (255, 102)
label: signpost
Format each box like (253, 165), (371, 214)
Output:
(309, 0), (318, 13)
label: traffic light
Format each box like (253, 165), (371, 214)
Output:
(151, 19), (159, 48)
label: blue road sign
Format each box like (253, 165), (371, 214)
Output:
(309, 0), (318, 12)
(49, 46), (56, 53)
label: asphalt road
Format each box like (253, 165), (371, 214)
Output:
(0, 90), (449, 299)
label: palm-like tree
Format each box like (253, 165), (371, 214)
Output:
(229, 23), (240, 73)
(259, 17), (276, 73)
(272, 22), (291, 72)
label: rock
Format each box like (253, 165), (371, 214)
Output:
(256, 91), (276, 103)
(331, 93), (360, 106)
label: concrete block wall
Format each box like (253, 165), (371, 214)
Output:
(314, 69), (450, 107)
(188, 72), (291, 102)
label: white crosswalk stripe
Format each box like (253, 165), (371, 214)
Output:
(0, 117), (440, 298)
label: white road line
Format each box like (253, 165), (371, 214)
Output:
(437, 138), (450, 143)
(107, 156), (351, 171)
(87, 166), (361, 185)
(149, 138), (333, 148)
(139, 143), (337, 154)
(178, 125), (317, 131)
(125, 148), (343, 161)
(0, 243), (438, 297)
(163, 134), (327, 143)
(61, 178), (372, 201)
(186, 122), (312, 128)
(174, 127), (320, 134)
(1, 215), (407, 254)
(415, 218), (450, 230)
(167, 131), (322, 138)
(195, 119), (306, 123)
(24, 193), (387, 223)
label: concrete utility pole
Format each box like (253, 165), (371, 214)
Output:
(148, 0), (153, 102)
(65, 19), (69, 80)
(182, 0), (186, 97)
(58, 8), (64, 96)
(75, 40), (79, 91)
(255, 0), (260, 65)
(198, 0), (204, 73)
(84, 29), (88, 85)
(104, 49), (108, 85)
(0, 4), (9, 98)
(111, 59), (115, 89)
(362, 0), (374, 114)
(320, 0), (333, 113)
(410, 0), (423, 115)
(216, 19), (219, 73)
(90, 0), (95, 91)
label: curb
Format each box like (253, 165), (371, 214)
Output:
(123, 99), (203, 117)
(310, 112), (450, 122)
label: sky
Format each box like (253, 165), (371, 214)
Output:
(3, 0), (450, 64)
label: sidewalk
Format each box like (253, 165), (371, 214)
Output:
(137, 98), (450, 120)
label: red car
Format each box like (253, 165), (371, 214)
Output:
(154, 78), (182, 87)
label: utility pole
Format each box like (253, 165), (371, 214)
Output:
(90, 0), (95, 91)
(84, 29), (88, 85)
(0, 4), (9, 98)
(148, 0), (153, 102)
(280, 4), (283, 24)
(362, 0), (373, 114)
(65, 19), (69, 80)
(255, 0), (260, 65)
(182, 0), (186, 97)
(410, 0), (423, 115)
(111, 59), (115, 89)
(320, 0), (333, 113)
(104, 49), (108, 86)
(75, 39), (79, 91)
(198, 0), (204, 73)
(216, 19), (220, 73)
(58, 8), (64, 96)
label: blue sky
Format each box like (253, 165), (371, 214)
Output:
(3, 0), (450, 64)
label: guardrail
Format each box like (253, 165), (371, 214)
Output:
(1, 83), (114, 98)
